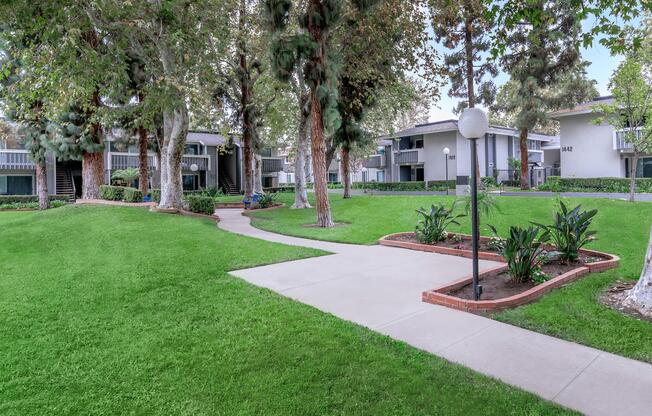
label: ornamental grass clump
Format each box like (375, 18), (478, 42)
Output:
(502, 226), (550, 284)
(415, 202), (465, 244)
(534, 200), (597, 263)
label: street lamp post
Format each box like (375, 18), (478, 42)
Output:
(443, 147), (450, 195)
(458, 108), (489, 301)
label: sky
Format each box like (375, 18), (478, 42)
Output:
(427, 29), (625, 122)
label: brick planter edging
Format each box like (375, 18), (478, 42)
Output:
(215, 202), (246, 209)
(421, 249), (620, 312)
(379, 232), (505, 262)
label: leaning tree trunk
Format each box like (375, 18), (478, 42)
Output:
(629, 154), (638, 202)
(623, 226), (652, 316)
(519, 128), (530, 190)
(159, 105), (188, 209)
(82, 151), (104, 199)
(341, 147), (351, 199)
(253, 152), (264, 194)
(138, 125), (149, 196)
(293, 109), (311, 209)
(35, 161), (49, 210)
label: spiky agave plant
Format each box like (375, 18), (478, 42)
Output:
(415, 201), (465, 244)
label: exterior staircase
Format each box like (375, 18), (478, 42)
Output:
(218, 166), (239, 195)
(56, 164), (76, 199)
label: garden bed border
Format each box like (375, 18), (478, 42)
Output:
(379, 232), (505, 262)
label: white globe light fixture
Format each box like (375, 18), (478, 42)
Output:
(458, 107), (489, 139)
(190, 163), (199, 172)
(457, 107), (489, 301)
(442, 147), (450, 155)
(442, 147), (451, 195)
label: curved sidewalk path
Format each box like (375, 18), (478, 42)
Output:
(218, 209), (652, 416)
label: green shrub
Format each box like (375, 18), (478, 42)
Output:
(533, 201), (597, 263)
(485, 224), (507, 252)
(99, 185), (125, 201)
(50, 200), (67, 208)
(122, 187), (144, 203)
(537, 177), (652, 193)
(151, 189), (161, 203)
(263, 186), (295, 193)
(186, 195), (215, 215)
(257, 193), (278, 209)
(414, 202), (465, 244)
(353, 181), (427, 191)
(502, 226), (550, 284)
(481, 176), (497, 188)
(0, 195), (70, 204)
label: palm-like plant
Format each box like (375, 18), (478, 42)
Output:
(534, 201), (597, 263)
(502, 226), (550, 284)
(415, 202), (465, 244)
(111, 168), (140, 188)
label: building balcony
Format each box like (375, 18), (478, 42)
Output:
(363, 154), (385, 169)
(0, 150), (35, 170)
(394, 148), (424, 165)
(109, 153), (157, 171)
(182, 155), (210, 171)
(613, 129), (640, 151)
(262, 157), (284, 174)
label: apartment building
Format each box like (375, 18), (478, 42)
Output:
(0, 130), (286, 197)
(364, 119), (558, 188)
(550, 96), (651, 178)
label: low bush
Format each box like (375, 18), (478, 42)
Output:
(502, 226), (550, 284)
(0, 200), (68, 210)
(257, 193), (278, 209)
(481, 176), (497, 188)
(122, 187), (144, 203)
(186, 194), (215, 215)
(354, 181), (427, 191)
(264, 186), (295, 193)
(537, 177), (652, 193)
(0, 195), (70, 204)
(414, 202), (465, 244)
(151, 189), (161, 203)
(99, 185), (125, 201)
(533, 201), (597, 263)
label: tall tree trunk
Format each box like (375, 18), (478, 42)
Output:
(36, 161), (49, 210)
(341, 147), (351, 199)
(623, 226), (652, 317)
(293, 106), (311, 208)
(464, 14), (482, 190)
(239, 0), (254, 199)
(307, 0), (333, 227)
(629, 155), (638, 202)
(159, 105), (188, 209)
(138, 125), (149, 195)
(519, 128), (530, 190)
(82, 151), (104, 199)
(253, 152), (264, 194)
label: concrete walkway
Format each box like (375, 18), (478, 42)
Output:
(218, 209), (652, 416)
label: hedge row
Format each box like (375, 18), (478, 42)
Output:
(99, 185), (144, 202)
(352, 181), (455, 192)
(0, 195), (71, 204)
(538, 176), (652, 193)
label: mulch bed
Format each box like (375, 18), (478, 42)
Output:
(600, 280), (652, 324)
(385, 232), (498, 252)
(449, 258), (593, 301)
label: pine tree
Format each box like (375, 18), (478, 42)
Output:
(264, 0), (380, 227)
(498, 1), (592, 190)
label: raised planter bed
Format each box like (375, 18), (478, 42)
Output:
(379, 232), (505, 262)
(380, 231), (619, 312)
(421, 249), (619, 313)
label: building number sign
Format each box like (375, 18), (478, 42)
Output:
(561, 146), (573, 152)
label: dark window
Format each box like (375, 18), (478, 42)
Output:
(0, 175), (33, 195)
(416, 167), (424, 181)
(328, 172), (339, 182)
(260, 148), (272, 157)
(184, 143), (201, 155)
(415, 139), (424, 149)
(182, 174), (199, 191)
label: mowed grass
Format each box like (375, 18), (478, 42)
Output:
(0, 205), (573, 415)
(250, 193), (652, 362)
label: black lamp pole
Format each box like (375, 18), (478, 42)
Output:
(470, 138), (481, 301)
(445, 154), (449, 196)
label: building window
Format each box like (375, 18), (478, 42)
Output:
(260, 148), (272, 157)
(0, 175), (33, 195)
(184, 143), (201, 155)
(362, 171), (368, 182)
(377, 171), (385, 182)
(182, 174), (199, 191)
(286, 173), (294, 183)
(328, 172), (338, 183)
(415, 139), (424, 149)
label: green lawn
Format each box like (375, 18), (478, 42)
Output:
(0, 205), (572, 415)
(249, 193), (652, 363)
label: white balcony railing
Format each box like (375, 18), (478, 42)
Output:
(393, 148), (424, 165)
(262, 157), (283, 173)
(613, 128), (641, 151)
(363, 154), (385, 169)
(182, 155), (210, 171)
(0, 150), (35, 170)
(109, 153), (157, 171)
